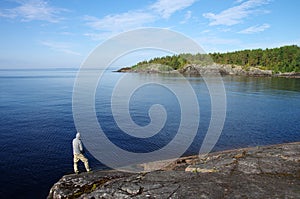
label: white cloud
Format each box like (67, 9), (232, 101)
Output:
(41, 41), (81, 55)
(83, 0), (198, 40)
(200, 29), (211, 34)
(0, 0), (67, 22)
(219, 28), (231, 32)
(151, 0), (197, 19)
(83, 32), (115, 41)
(180, 10), (192, 24)
(84, 0), (198, 33)
(238, 23), (270, 34)
(234, 0), (246, 4)
(84, 11), (156, 33)
(59, 31), (74, 36)
(203, 0), (270, 26)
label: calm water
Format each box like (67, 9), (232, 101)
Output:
(0, 69), (299, 198)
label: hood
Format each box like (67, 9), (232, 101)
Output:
(76, 132), (80, 139)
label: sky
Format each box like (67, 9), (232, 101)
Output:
(0, 0), (299, 68)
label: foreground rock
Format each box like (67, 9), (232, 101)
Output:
(48, 142), (300, 198)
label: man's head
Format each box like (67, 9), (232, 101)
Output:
(76, 132), (80, 139)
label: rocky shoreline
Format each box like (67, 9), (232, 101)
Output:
(117, 64), (300, 78)
(48, 142), (300, 198)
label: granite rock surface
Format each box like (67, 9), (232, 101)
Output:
(48, 142), (300, 199)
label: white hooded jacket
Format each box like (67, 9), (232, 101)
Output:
(72, 133), (83, 155)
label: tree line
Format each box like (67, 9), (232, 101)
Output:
(132, 45), (300, 73)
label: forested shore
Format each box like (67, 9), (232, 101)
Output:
(129, 45), (300, 74)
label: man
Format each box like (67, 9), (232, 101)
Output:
(72, 132), (91, 174)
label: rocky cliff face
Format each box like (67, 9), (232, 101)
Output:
(117, 64), (273, 77)
(179, 64), (272, 76)
(48, 142), (300, 199)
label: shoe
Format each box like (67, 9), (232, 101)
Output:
(75, 171), (79, 174)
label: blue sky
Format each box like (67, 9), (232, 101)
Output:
(0, 0), (299, 68)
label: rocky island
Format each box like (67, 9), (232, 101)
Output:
(117, 45), (300, 78)
(117, 63), (275, 77)
(48, 142), (300, 198)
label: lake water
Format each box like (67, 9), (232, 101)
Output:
(0, 69), (299, 198)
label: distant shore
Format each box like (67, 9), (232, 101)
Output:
(117, 63), (300, 78)
(48, 141), (300, 198)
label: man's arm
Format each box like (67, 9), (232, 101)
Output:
(79, 140), (83, 153)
